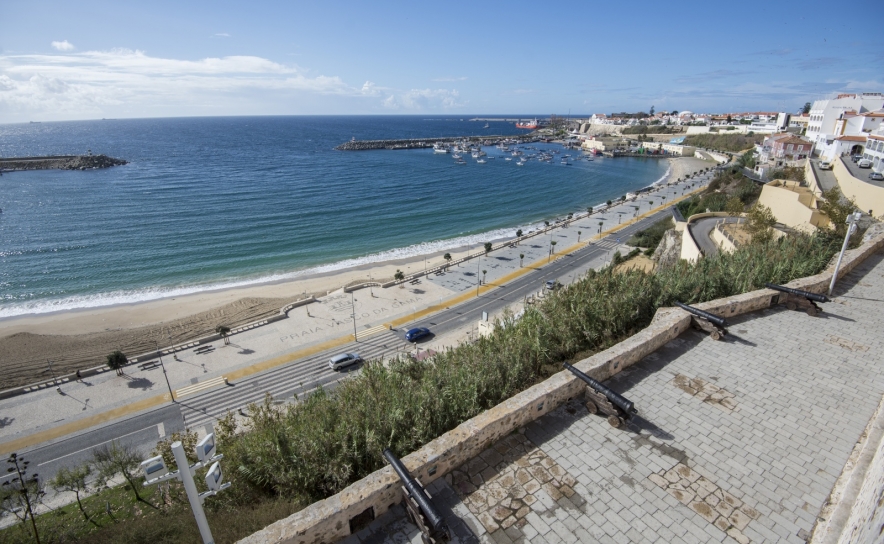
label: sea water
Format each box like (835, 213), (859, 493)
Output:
(0, 116), (669, 317)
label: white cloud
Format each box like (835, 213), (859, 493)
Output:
(51, 40), (75, 51)
(432, 76), (467, 82)
(214, 33), (231, 38)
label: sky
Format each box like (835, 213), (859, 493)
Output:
(1, 0), (882, 123)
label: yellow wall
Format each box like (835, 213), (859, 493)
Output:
(833, 158), (884, 218)
(758, 181), (830, 233)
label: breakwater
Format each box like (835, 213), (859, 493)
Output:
(0, 154), (127, 172)
(335, 134), (536, 151)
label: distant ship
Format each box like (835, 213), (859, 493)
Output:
(515, 119), (539, 129)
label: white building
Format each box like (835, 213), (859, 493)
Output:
(806, 93), (884, 151)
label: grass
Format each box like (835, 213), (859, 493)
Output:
(627, 217), (674, 249)
(683, 133), (765, 153)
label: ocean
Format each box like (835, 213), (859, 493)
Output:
(0, 116), (669, 317)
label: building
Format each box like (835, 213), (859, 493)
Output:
(758, 133), (812, 162)
(638, 141), (697, 156)
(806, 93), (884, 151)
(758, 180), (831, 233)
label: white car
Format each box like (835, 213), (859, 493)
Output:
(329, 353), (362, 370)
(857, 159), (872, 168)
(818, 161), (832, 170)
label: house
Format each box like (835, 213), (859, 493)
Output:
(758, 133), (812, 162)
(806, 93), (884, 152)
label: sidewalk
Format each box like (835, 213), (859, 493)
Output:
(0, 174), (709, 454)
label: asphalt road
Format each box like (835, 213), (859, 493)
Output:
(8, 171), (711, 496)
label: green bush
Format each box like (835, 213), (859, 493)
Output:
(627, 217), (674, 248)
(683, 133), (764, 153)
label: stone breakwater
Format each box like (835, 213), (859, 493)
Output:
(335, 134), (536, 151)
(0, 154), (128, 171)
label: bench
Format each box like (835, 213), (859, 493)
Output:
(138, 360), (161, 371)
(193, 345), (214, 354)
(410, 279), (421, 285)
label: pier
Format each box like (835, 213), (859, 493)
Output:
(335, 134), (536, 151)
(0, 154), (128, 172)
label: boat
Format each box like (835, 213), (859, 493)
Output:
(455, 158), (467, 165)
(483, 123), (490, 129)
(477, 159), (486, 164)
(433, 142), (449, 154)
(505, 157), (512, 161)
(515, 119), (539, 129)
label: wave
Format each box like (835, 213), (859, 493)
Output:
(648, 161), (672, 188)
(0, 220), (551, 319)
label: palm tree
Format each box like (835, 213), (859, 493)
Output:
(484, 242), (492, 254)
(519, 253), (524, 267)
(578, 230), (582, 242)
(394, 269), (405, 281)
(606, 200), (612, 207)
(549, 240), (557, 262)
(106, 351), (127, 376)
(443, 253), (452, 269)
(216, 325), (231, 345)
(515, 229), (522, 238)
(544, 220), (550, 227)
(482, 269), (487, 284)
(598, 221), (604, 234)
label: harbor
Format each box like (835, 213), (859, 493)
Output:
(335, 134), (537, 151)
(0, 154), (127, 172)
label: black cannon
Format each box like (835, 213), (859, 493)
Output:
(383, 448), (449, 543)
(564, 362), (637, 428)
(765, 283), (827, 316)
(675, 301), (728, 340)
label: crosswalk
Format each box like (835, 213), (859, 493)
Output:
(179, 331), (408, 431)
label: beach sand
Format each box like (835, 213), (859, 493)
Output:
(0, 156), (713, 390)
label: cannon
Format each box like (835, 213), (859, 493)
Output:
(564, 362), (637, 428)
(383, 449), (449, 543)
(765, 283), (827, 316)
(675, 301), (728, 340)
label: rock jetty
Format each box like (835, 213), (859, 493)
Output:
(0, 154), (128, 172)
(336, 135), (535, 151)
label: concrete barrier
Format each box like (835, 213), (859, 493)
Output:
(238, 232), (884, 544)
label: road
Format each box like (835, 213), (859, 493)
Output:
(5, 169), (714, 501)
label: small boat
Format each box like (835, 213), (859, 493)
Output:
(452, 153), (462, 159)
(505, 157), (512, 161)
(483, 123), (490, 129)
(455, 158), (467, 165)
(477, 159), (486, 164)
(433, 142), (449, 154)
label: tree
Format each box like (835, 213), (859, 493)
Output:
(567, 212), (573, 219)
(606, 200), (612, 207)
(1, 453), (44, 543)
(51, 463), (95, 524)
(577, 230), (582, 242)
(106, 350), (127, 376)
(394, 269), (405, 281)
(738, 150), (756, 169)
(726, 115), (732, 124)
(484, 242), (492, 254)
(519, 253), (524, 267)
(745, 203), (777, 243)
(544, 220), (550, 227)
(550, 240), (557, 253)
(515, 229), (522, 238)
(802, 102), (811, 114)
(93, 441), (150, 506)
(443, 253), (452, 268)
(650, 105), (655, 116)
(725, 196), (744, 216)
(817, 187), (858, 236)
(482, 270), (487, 284)
(672, 110), (679, 115)
(216, 325), (231, 345)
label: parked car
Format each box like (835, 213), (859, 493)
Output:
(858, 159), (872, 168)
(851, 155), (863, 162)
(329, 353), (362, 370)
(870, 172), (884, 181)
(405, 327), (432, 342)
(818, 161), (833, 170)
(545, 280), (562, 291)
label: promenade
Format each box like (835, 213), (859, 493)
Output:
(339, 249), (884, 544)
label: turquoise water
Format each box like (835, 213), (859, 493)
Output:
(0, 116), (669, 317)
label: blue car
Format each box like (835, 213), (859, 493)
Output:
(405, 327), (431, 342)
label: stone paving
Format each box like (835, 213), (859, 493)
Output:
(341, 249), (884, 544)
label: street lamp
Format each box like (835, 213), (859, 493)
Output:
(828, 212), (863, 295)
(476, 254), (481, 297)
(350, 292), (358, 341)
(141, 433), (230, 544)
(154, 341), (175, 401)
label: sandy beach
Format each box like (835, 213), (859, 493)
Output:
(0, 156), (713, 390)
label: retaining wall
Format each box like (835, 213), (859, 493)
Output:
(238, 233), (884, 544)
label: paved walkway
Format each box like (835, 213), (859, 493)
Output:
(0, 173), (710, 454)
(342, 248), (884, 544)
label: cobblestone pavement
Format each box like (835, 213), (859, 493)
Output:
(341, 249), (884, 544)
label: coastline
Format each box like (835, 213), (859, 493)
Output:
(0, 156), (713, 386)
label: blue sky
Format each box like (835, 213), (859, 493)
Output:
(1, 0), (881, 123)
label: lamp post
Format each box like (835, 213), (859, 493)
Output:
(476, 254), (481, 297)
(350, 292), (358, 341)
(155, 341), (175, 401)
(829, 212), (863, 296)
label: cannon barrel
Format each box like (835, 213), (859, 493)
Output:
(382, 449), (446, 534)
(765, 283), (829, 303)
(674, 301), (728, 329)
(563, 362), (637, 415)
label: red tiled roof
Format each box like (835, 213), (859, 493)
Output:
(835, 135), (867, 142)
(869, 134), (884, 141)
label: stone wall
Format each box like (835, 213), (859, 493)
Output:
(238, 232), (884, 544)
